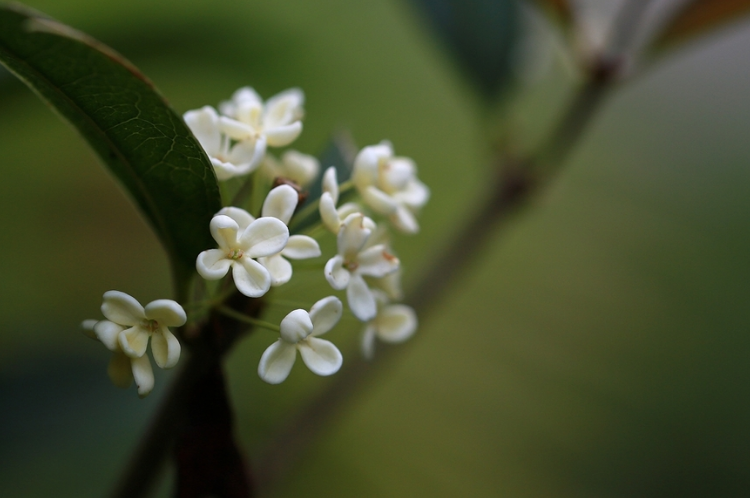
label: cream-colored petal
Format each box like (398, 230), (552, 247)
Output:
(395, 178), (430, 209)
(218, 116), (256, 140)
(381, 156), (416, 191)
(220, 86), (262, 118)
(322, 166), (339, 202)
(261, 184), (298, 224)
(390, 206), (419, 234)
(324, 255), (350, 290)
(282, 235), (320, 259)
(108, 351), (133, 389)
(347, 274), (377, 321)
(352, 143), (391, 189)
(265, 122), (303, 147)
(241, 217), (289, 258)
(280, 308), (313, 343)
(361, 186), (398, 215)
(259, 254), (293, 287)
(151, 327), (181, 369)
(356, 244), (400, 278)
(361, 325), (377, 360)
(131, 354), (154, 398)
(81, 319), (98, 340)
(94, 320), (125, 351)
(211, 158), (242, 181)
(281, 150), (319, 186)
(298, 337), (342, 376)
(101, 291), (144, 326)
(258, 340), (297, 384)
(263, 88), (304, 127)
(209, 215), (241, 250)
(144, 300), (186, 327)
(319, 193), (341, 233)
(376, 304), (417, 343)
(217, 207), (255, 231)
(184, 106), (221, 156)
(228, 140), (264, 175)
(336, 202), (360, 221)
(337, 213), (371, 260)
(196, 249), (232, 280)
(373, 269), (404, 301)
(118, 326), (149, 358)
(308, 296), (343, 336)
(232, 259), (271, 298)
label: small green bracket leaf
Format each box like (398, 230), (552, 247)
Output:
(0, 4), (221, 295)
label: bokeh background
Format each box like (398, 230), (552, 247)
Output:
(2, 0), (750, 496)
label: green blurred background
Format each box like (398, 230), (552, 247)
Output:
(2, 0), (750, 496)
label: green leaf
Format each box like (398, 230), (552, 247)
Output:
(0, 4), (221, 293)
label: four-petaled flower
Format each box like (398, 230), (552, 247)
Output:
(361, 290), (417, 359)
(352, 141), (430, 234)
(218, 87), (304, 165)
(83, 291), (186, 397)
(184, 106), (264, 180)
(325, 213), (400, 321)
(258, 296), (344, 384)
(196, 213), (289, 297)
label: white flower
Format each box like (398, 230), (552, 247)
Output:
(361, 291), (417, 359)
(218, 87), (304, 162)
(196, 212), (289, 297)
(184, 106), (264, 180)
(216, 186), (320, 287)
(82, 291), (187, 397)
(352, 141), (429, 234)
(324, 213), (400, 321)
(261, 150), (320, 187)
(319, 166), (371, 234)
(258, 296), (343, 384)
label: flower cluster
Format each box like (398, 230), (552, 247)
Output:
(83, 86), (427, 395)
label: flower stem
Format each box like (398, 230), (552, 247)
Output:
(217, 305), (280, 332)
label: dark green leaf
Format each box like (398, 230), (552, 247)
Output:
(0, 4), (221, 291)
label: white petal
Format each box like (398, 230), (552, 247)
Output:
(280, 308), (314, 343)
(376, 305), (418, 343)
(390, 206), (419, 234)
(261, 184), (298, 224)
(94, 320), (125, 351)
(241, 217), (289, 258)
(232, 259), (271, 298)
(395, 179), (430, 209)
(217, 207), (255, 231)
(264, 88), (304, 127)
(336, 202), (360, 221)
(319, 192), (341, 234)
(196, 249), (231, 280)
(282, 235), (321, 259)
(101, 291), (144, 326)
(209, 215), (241, 251)
(144, 300), (186, 327)
(308, 296), (343, 336)
(338, 213), (371, 260)
(357, 244), (400, 278)
(228, 140), (264, 174)
(221, 86), (262, 117)
(347, 274), (377, 321)
(361, 325), (377, 360)
(258, 340), (297, 384)
(324, 255), (350, 290)
(259, 254), (293, 286)
(218, 116), (256, 140)
(211, 158), (243, 181)
(265, 122), (303, 147)
(150, 327), (181, 369)
(352, 143), (391, 189)
(81, 319), (98, 340)
(374, 269), (404, 301)
(322, 166), (339, 202)
(298, 337), (342, 376)
(184, 106), (221, 156)
(281, 150), (319, 186)
(381, 156), (416, 191)
(361, 186), (398, 215)
(108, 352), (134, 389)
(118, 326), (149, 358)
(131, 354), (155, 397)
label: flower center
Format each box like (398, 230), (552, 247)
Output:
(229, 249), (244, 260)
(344, 260), (359, 272)
(142, 319), (160, 333)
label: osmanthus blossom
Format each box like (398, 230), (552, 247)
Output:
(361, 290), (417, 360)
(261, 150), (320, 187)
(258, 296), (343, 384)
(352, 141), (430, 234)
(324, 213), (400, 321)
(216, 185), (321, 286)
(218, 87), (305, 164)
(82, 291), (186, 397)
(318, 166), (371, 234)
(196, 211), (289, 297)
(184, 106), (264, 180)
